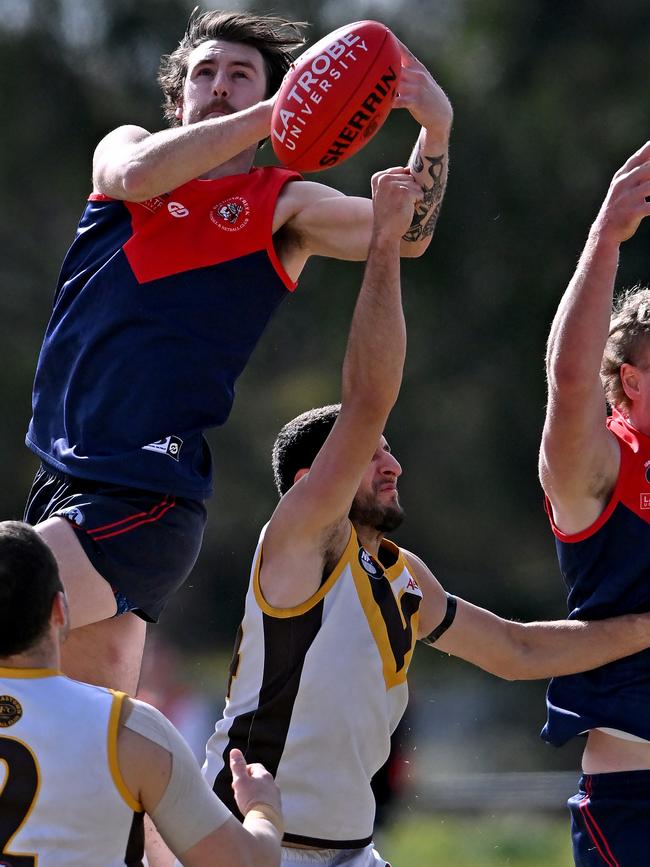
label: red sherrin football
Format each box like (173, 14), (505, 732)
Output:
(271, 20), (401, 173)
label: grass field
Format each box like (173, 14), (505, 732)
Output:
(376, 812), (573, 866)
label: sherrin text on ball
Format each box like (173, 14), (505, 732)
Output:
(271, 20), (401, 172)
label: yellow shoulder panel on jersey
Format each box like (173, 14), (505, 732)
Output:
(350, 545), (421, 690)
(0, 667), (60, 679)
(108, 691), (143, 812)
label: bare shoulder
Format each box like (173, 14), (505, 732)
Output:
(401, 547), (433, 580)
(92, 125), (151, 194)
(401, 546), (445, 599)
(260, 504), (350, 609)
(94, 124), (151, 157)
(539, 420), (620, 534)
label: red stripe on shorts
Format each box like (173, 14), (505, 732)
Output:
(578, 778), (620, 867)
(87, 497), (175, 541)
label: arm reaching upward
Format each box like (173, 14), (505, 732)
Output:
(397, 41), (453, 254)
(277, 45), (452, 266)
(261, 167), (422, 607)
(540, 142), (650, 534)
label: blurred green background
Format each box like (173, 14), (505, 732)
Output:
(3, 1), (649, 862)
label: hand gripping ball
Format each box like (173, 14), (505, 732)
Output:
(271, 20), (401, 173)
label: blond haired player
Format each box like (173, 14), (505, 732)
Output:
(540, 141), (650, 865)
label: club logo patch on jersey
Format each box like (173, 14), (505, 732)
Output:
(359, 547), (384, 579)
(0, 696), (22, 728)
(167, 200), (190, 218)
(210, 196), (251, 232)
(142, 435), (183, 461)
(60, 507), (84, 526)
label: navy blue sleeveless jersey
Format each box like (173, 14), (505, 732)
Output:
(543, 410), (650, 746)
(27, 167), (300, 499)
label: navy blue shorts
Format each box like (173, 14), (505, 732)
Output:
(569, 770), (650, 866)
(24, 464), (207, 623)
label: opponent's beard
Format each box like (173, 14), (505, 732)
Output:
(349, 491), (405, 534)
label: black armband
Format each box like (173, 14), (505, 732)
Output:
(421, 593), (457, 645)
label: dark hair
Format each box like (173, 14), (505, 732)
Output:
(272, 404), (341, 496)
(0, 522), (63, 656)
(158, 8), (306, 125)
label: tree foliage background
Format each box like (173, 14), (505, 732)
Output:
(2, 0), (650, 775)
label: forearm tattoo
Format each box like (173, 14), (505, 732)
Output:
(403, 149), (446, 242)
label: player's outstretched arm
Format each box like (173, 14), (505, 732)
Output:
(396, 41), (453, 255)
(540, 142), (650, 533)
(119, 700), (281, 867)
(262, 168), (420, 606)
(92, 101), (273, 202)
(437, 604), (650, 682)
(408, 550), (650, 681)
(275, 47), (451, 266)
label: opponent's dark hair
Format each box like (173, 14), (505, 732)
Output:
(602, 285), (650, 413)
(272, 404), (341, 496)
(158, 8), (306, 125)
(0, 522), (63, 656)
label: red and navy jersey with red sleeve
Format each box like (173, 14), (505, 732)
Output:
(26, 166), (301, 499)
(543, 410), (650, 746)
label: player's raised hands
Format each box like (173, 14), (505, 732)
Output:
(393, 40), (453, 134)
(593, 142), (650, 245)
(371, 167), (424, 239)
(230, 748), (282, 825)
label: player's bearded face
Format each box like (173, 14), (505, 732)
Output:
(180, 40), (268, 127)
(349, 485), (405, 533)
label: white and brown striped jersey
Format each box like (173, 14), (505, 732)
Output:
(205, 523), (422, 848)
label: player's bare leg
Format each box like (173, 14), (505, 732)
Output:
(35, 516), (147, 694)
(35, 517), (118, 626)
(61, 614), (147, 694)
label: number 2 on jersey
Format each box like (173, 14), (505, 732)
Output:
(0, 737), (39, 866)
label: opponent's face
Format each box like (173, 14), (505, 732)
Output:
(176, 39), (268, 126)
(350, 436), (405, 534)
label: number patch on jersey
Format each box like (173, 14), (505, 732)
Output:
(0, 737), (39, 866)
